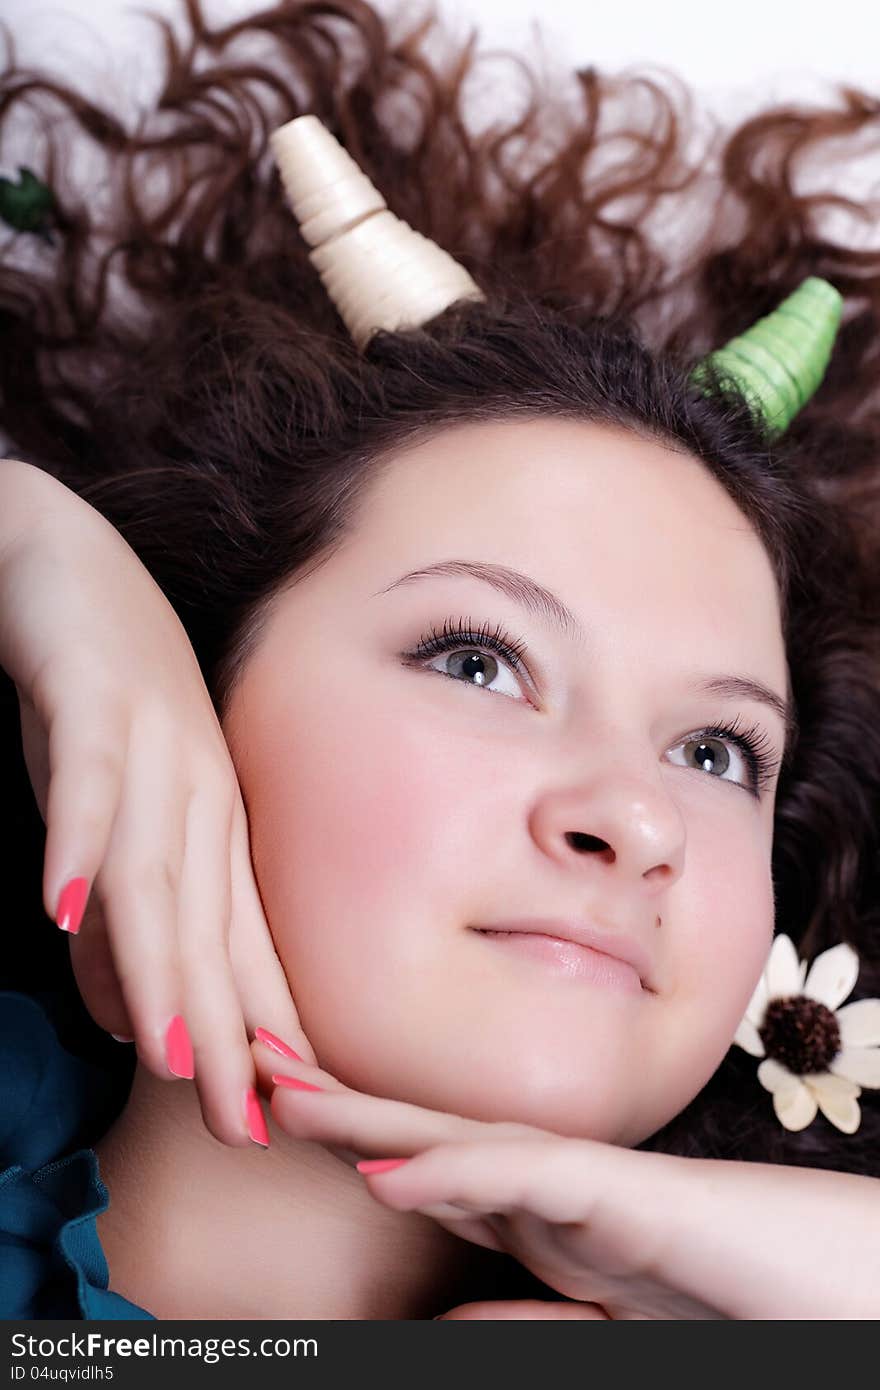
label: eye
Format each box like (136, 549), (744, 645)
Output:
(401, 616), (531, 701)
(400, 618), (780, 796)
(669, 733), (747, 785)
(667, 718), (780, 796)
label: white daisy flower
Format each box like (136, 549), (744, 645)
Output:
(731, 933), (880, 1133)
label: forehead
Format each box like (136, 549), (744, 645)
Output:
(354, 415), (789, 692)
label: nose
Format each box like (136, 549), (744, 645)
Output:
(528, 753), (686, 896)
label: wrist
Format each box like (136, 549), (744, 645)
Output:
(0, 458), (83, 570)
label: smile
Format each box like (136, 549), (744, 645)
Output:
(472, 928), (646, 995)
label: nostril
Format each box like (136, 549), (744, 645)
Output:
(566, 831), (613, 858)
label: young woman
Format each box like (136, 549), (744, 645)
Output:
(1, 0), (878, 1320)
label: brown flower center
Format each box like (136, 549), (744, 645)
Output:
(759, 995), (841, 1074)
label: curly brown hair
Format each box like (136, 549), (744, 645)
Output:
(2, 0), (879, 1177)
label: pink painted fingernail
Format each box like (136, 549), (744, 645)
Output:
(356, 1158), (410, 1174)
(165, 1015), (195, 1078)
(272, 1073), (323, 1093)
(245, 1087), (270, 1147)
(55, 877), (89, 935)
(255, 1026), (303, 1061)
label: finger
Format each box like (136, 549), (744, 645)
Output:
(264, 1071), (551, 1159)
(68, 893), (133, 1039)
(364, 1143), (687, 1315)
(91, 723), (190, 1083)
(255, 1036), (369, 1168)
(437, 1299), (610, 1320)
(39, 690), (128, 936)
(174, 778), (265, 1147)
(226, 795), (318, 1066)
(353, 1137), (601, 1225)
(251, 1033), (348, 1096)
(17, 690), (50, 823)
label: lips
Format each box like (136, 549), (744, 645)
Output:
(471, 917), (656, 992)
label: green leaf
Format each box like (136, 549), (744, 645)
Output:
(0, 166), (56, 234)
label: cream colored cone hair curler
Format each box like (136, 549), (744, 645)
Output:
(270, 114), (485, 349)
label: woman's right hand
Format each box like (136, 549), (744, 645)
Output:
(0, 457), (316, 1147)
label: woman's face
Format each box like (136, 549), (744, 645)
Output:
(222, 417), (790, 1146)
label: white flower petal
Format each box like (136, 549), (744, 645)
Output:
(836, 997), (880, 1047)
(756, 1058), (795, 1093)
(828, 1045), (880, 1088)
(802, 942), (859, 1011)
(742, 968), (770, 1026)
(771, 1077), (818, 1131)
(804, 1070), (860, 1100)
(799, 959), (809, 988)
(731, 1017), (765, 1057)
(765, 934), (803, 1000)
(804, 1075), (861, 1134)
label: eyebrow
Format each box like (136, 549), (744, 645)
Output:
(375, 558), (798, 752)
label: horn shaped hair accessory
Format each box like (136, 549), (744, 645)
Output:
(269, 114), (485, 349)
(689, 276), (843, 438)
(269, 117), (842, 439)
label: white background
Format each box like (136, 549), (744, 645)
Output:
(3, 0), (880, 119)
(2, 0), (877, 462)
(3, 0), (878, 208)
(1, 0), (878, 326)
(2, 0), (877, 199)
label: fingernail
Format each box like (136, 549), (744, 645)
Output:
(356, 1158), (410, 1174)
(255, 1026), (304, 1061)
(110, 1033), (134, 1044)
(55, 876), (89, 935)
(165, 1014), (195, 1078)
(245, 1087), (270, 1147)
(272, 1073), (323, 1093)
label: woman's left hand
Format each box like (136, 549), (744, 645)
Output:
(250, 1039), (734, 1319)
(252, 1036), (880, 1320)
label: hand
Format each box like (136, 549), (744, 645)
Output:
(254, 1041), (880, 1321)
(434, 1299), (611, 1320)
(251, 1038), (728, 1320)
(0, 459), (317, 1147)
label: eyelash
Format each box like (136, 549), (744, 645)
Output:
(402, 615), (781, 796)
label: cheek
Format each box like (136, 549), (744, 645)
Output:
(233, 679), (495, 1052)
(628, 844), (775, 1144)
(255, 707), (478, 899)
(247, 707), (434, 916)
(664, 819), (775, 1077)
(707, 863), (774, 1019)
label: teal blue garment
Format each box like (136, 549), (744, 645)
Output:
(0, 990), (154, 1319)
